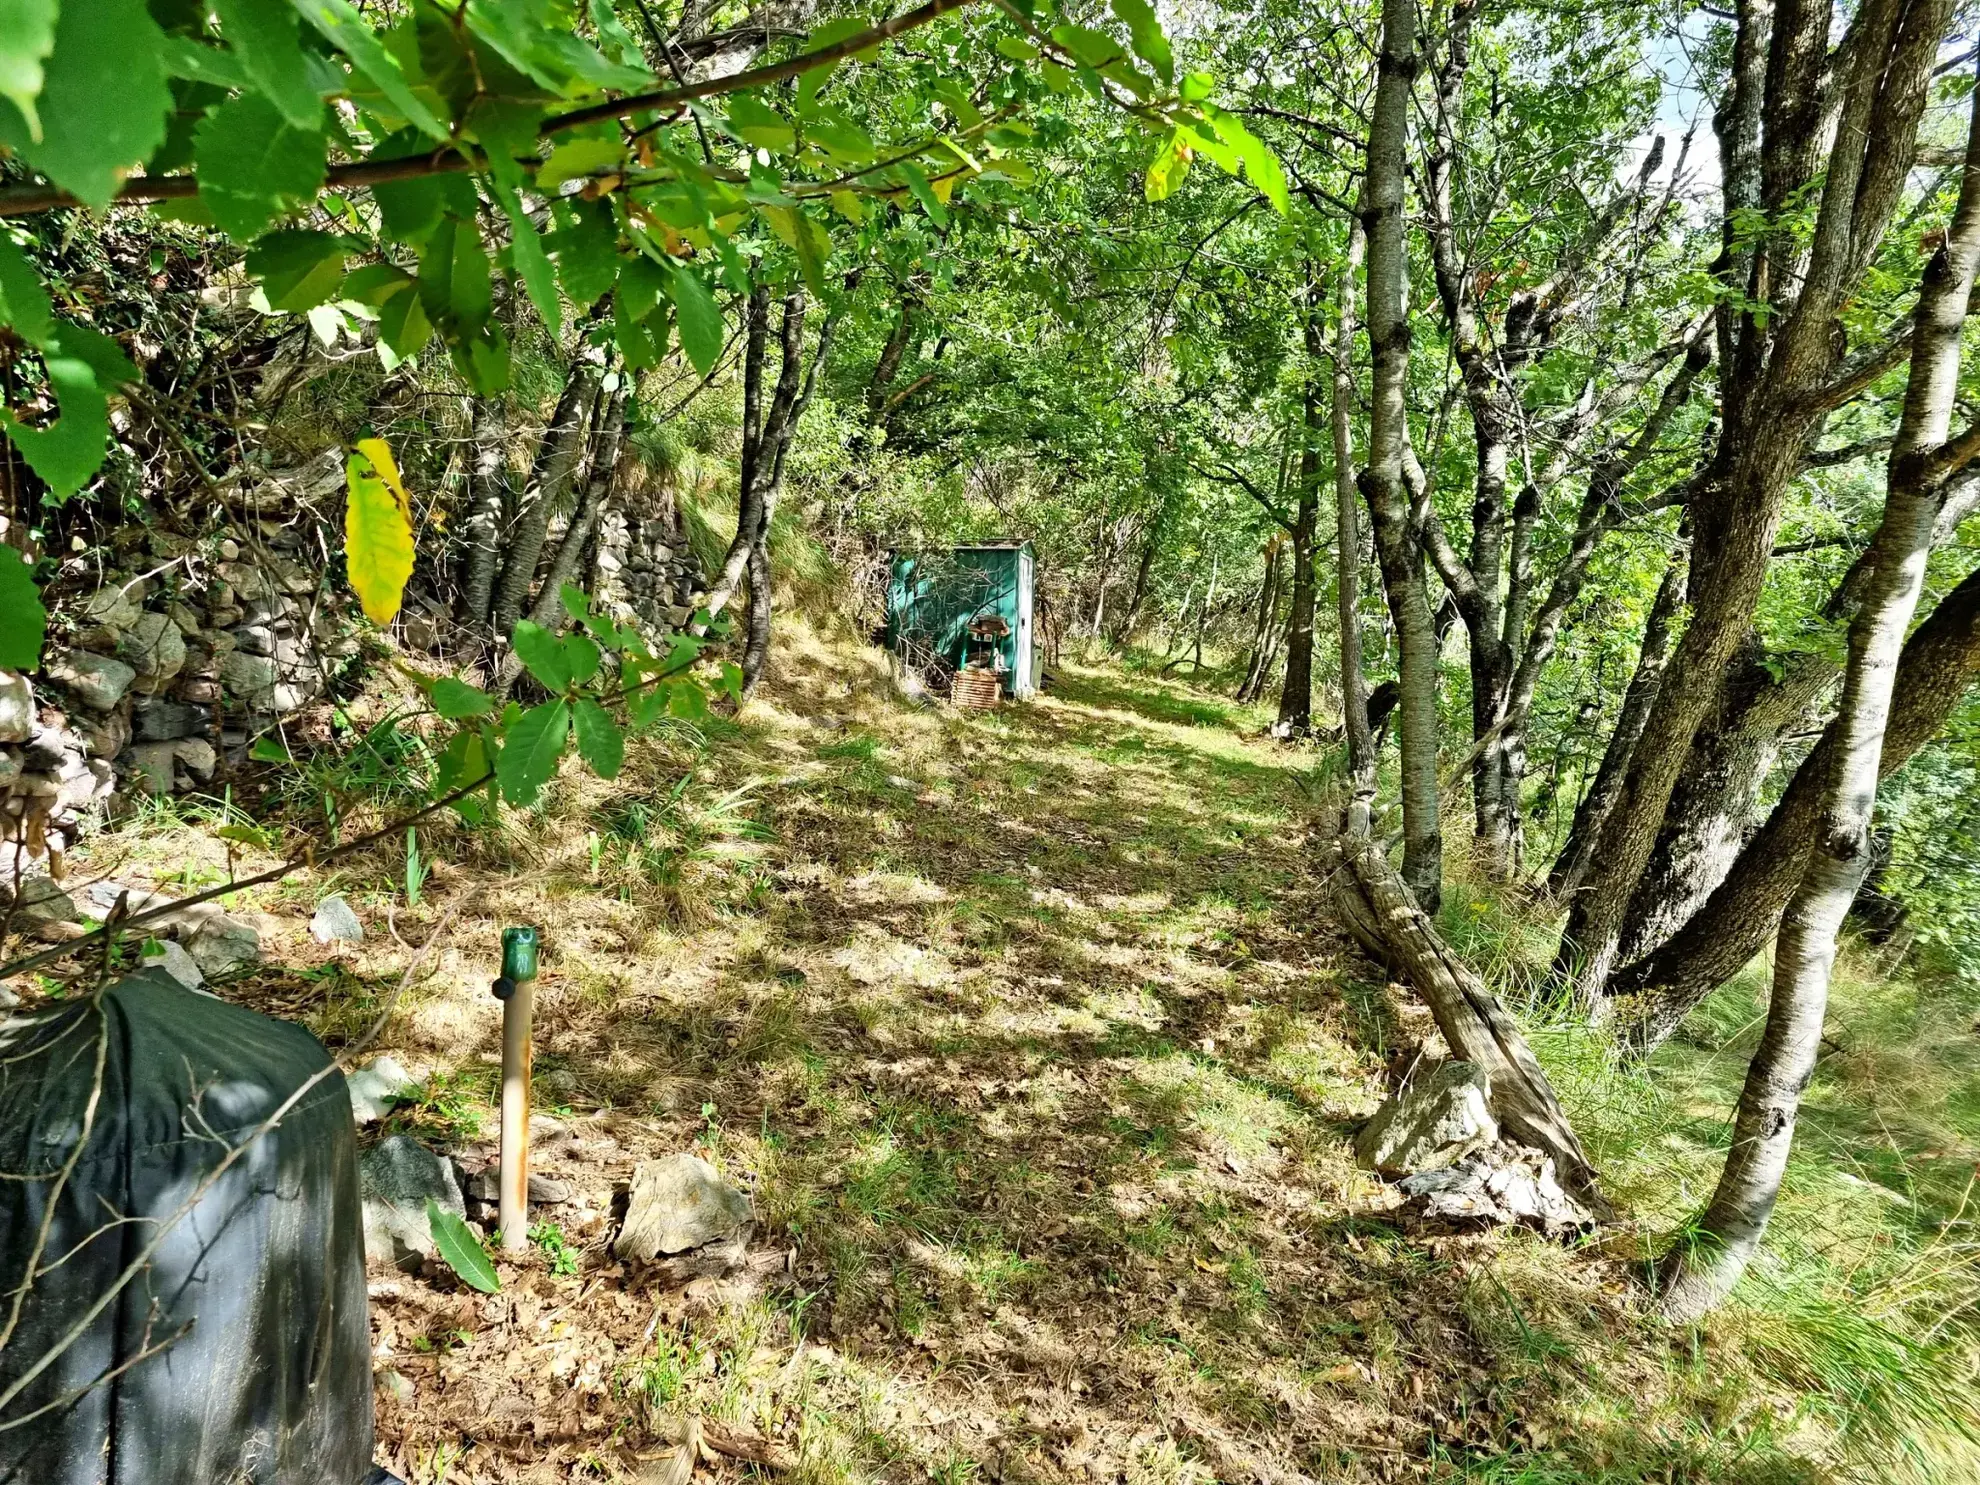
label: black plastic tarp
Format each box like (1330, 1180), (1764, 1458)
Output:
(0, 969), (375, 1483)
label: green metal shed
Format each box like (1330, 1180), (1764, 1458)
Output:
(885, 541), (1038, 699)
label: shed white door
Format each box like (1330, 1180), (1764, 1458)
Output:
(1015, 550), (1035, 697)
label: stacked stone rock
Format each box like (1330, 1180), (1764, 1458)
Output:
(593, 497), (707, 636)
(1, 458), (361, 881)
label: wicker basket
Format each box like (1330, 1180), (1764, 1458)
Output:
(951, 667), (1002, 712)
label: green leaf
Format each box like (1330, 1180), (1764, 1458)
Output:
(0, 233), (54, 347)
(492, 181), (561, 337)
(1180, 70), (1214, 103)
(0, 0), (57, 140)
(194, 91), (329, 240)
(564, 633), (600, 687)
(896, 162), (948, 228)
(572, 696), (623, 779)
(340, 262), (417, 306)
(0, 0), (171, 210)
(291, 0), (448, 140)
(995, 34), (1039, 62)
(496, 698), (568, 805)
(247, 229), (351, 312)
(369, 130), (480, 245)
(414, 1), (478, 122)
(806, 121), (875, 163)
(509, 619), (569, 690)
(1048, 24), (1124, 69)
(1206, 108), (1288, 215)
(668, 680), (708, 723)
(546, 198), (618, 310)
(213, 0), (322, 129)
(0, 545), (46, 670)
(249, 735), (294, 763)
(1, 353), (107, 499)
(426, 1198), (501, 1293)
(418, 214), (493, 335)
(435, 727), (490, 821)
(617, 254), (668, 322)
(432, 677), (495, 717)
(1144, 130), (1189, 203)
(667, 264), (724, 375)
(724, 92), (794, 152)
(376, 281), (434, 358)
(536, 137), (621, 189)
(1109, 0), (1172, 83)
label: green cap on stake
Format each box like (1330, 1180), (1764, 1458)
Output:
(501, 925), (540, 982)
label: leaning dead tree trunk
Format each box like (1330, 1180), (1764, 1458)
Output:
(1656, 71), (1980, 1323)
(1323, 828), (1604, 1203)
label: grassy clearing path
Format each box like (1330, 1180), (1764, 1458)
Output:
(76, 630), (1980, 1481)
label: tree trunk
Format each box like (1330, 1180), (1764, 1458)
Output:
(702, 285), (782, 625)
(490, 346), (605, 639)
(1550, 539), (1688, 903)
(1613, 473), (1980, 960)
(1615, 639), (1831, 961)
(457, 395), (510, 625)
(1334, 221), (1377, 827)
(1657, 78), (1980, 1322)
(1613, 561), (1980, 1052)
(741, 538), (773, 693)
(1235, 538), (1282, 703)
(1275, 416), (1320, 733)
(1358, 0), (1439, 909)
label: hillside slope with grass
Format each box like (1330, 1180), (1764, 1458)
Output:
(49, 613), (1977, 1485)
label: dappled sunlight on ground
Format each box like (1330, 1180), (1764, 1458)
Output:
(47, 621), (1917, 1483)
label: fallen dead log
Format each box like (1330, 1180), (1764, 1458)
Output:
(1322, 828), (1606, 1209)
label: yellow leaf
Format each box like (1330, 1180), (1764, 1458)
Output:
(929, 174), (956, 205)
(346, 437), (416, 625)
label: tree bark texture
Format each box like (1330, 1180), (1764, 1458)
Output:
(490, 345), (606, 639)
(457, 395), (510, 625)
(1333, 222), (1377, 821)
(1276, 395), (1321, 734)
(1358, 0), (1440, 910)
(1549, 537), (1689, 904)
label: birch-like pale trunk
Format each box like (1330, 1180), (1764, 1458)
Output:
(1356, 0), (1439, 908)
(1658, 78), (1980, 1322)
(1332, 221), (1376, 832)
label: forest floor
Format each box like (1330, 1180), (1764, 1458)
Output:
(67, 619), (1980, 1484)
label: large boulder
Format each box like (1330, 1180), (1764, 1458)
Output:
(615, 1153), (752, 1260)
(360, 1135), (465, 1269)
(1355, 1061), (1497, 1176)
